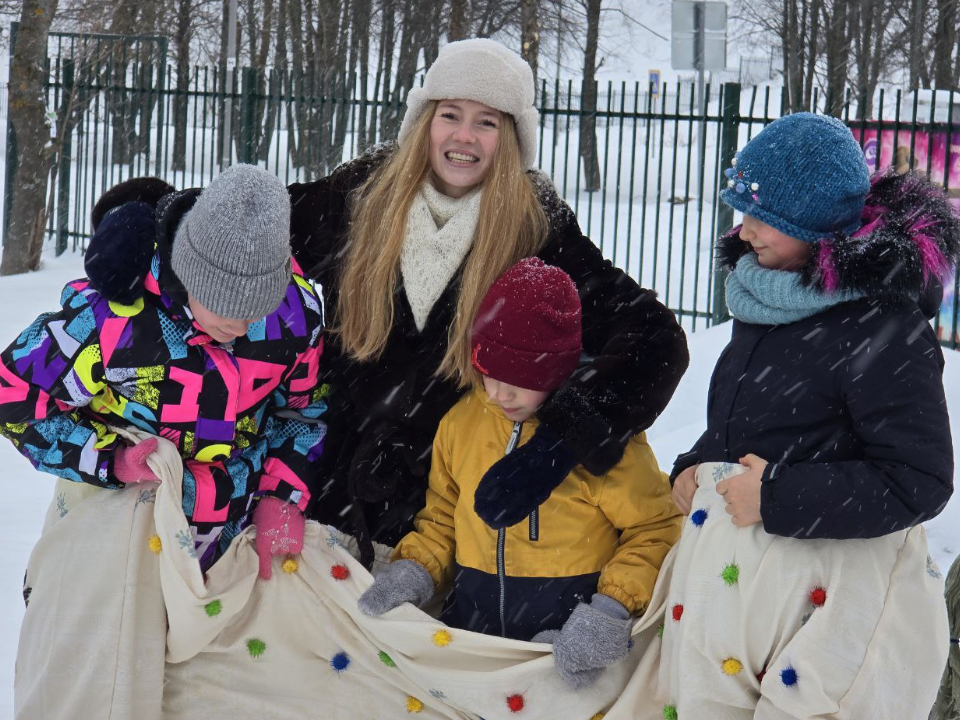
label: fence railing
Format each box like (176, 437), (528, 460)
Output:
(4, 58), (959, 347)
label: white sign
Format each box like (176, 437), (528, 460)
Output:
(671, 1), (727, 71)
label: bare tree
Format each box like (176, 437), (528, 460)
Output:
(521, 0), (539, 87)
(823, 0), (849, 116)
(579, 0), (601, 192)
(449, 0), (468, 40)
(2, 0), (60, 274)
(933, 0), (958, 88)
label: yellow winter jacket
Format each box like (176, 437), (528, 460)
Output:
(395, 387), (681, 638)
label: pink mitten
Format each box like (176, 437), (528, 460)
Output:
(254, 497), (305, 580)
(113, 438), (160, 484)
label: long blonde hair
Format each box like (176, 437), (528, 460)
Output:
(335, 101), (549, 388)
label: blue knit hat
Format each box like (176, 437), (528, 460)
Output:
(720, 113), (870, 242)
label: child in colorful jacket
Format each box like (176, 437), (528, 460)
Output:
(0, 165), (327, 574)
(665, 113), (957, 719)
(358, 257), (682, 689)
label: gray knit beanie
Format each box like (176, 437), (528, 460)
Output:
(398, 38), (539, 169)
(172, 164), (291, 320)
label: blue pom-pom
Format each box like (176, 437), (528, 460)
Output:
(691, 509), (708, 526)
(735, 182), (746, 193)
(724, 167), (735, 178)
(781, 666), (798, 686)
(330, 651), (351, 672)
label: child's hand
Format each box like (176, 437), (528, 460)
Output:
(716, 454), (766, 527)
(548, 594), (632, 690)
(357, 559), (434, 616)
(253, 497), (305, 580)
(671, 464), (699, 514)
(113, 438), (161, 484)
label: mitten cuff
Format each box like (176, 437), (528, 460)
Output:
(590, 593), (630, 620)
(385, 559), (435, 608)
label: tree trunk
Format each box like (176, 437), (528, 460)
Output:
(172, 0), (193, 172)
(909, 0), (928, 90)
(580, 0), (601, 192)
(384, 0), (421, 141)
(353, 0), (371, 152)
(824, 0), (848, 117)
(933, 0), (957, 88)
(802, 0), (821, 110)
(259, 0), (287, 162)
(449, 0), (468, 40)
(2, 0), (59, 275)
(521, 0), (539, 89)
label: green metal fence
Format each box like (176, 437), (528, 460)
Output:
(7, 49), (960, 346)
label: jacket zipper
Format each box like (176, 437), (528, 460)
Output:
(498, 421), (523, 638)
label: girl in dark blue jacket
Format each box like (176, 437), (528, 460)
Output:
(662, 113), (958, 720)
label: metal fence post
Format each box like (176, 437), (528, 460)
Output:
(55, 58), (74, 256)
(712, 81), (741, 325)
(239, 67), (256, 164)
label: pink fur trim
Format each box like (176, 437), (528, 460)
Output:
(912, 228), (950, 280)
(817, 241), (840, 293)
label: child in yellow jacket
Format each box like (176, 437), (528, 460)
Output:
(358, 257), (681, 689)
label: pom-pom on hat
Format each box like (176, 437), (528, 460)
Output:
(720, 112), (870, 242)
(172, 164), (291, 320)
(471, 257), (581, 392)
(398, 38), (539, 169)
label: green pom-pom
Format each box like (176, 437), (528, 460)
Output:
(247, 638), (266, 658)
(721, 563), (740, 586)
(204, 600), (222, 617)
(378, 650), (396, 667)
(657, 624), (665, 638)
(663, 704), (678, 720)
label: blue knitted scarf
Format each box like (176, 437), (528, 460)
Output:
(724, 252), (863, 326)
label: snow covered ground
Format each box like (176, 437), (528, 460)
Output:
(0, 245), (958, 716)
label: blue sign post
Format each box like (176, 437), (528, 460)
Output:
(649, 69), (661, 98)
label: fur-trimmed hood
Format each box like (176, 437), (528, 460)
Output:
(151, 188), (203, 306)
(717, 170), (960, 316)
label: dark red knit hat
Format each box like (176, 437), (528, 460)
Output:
(470, 257), (582, 391)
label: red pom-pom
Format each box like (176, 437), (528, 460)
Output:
(756, 669), (766, 684)
(331, 564), (350, 581)
(507, 694), (525, 712)
(671, 604), (684, 622)
(809, 587), (827, 607)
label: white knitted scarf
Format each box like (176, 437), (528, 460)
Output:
(401, 182), (482, 331)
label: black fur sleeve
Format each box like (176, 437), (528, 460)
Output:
(537, 193), (690, 476)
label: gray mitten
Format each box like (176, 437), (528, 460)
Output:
(552, 594), (632, 689)
(533, 628), (604, 688)
(357, 559), (434, 617)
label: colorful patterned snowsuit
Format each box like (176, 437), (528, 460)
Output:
(0, 254), (327, 569)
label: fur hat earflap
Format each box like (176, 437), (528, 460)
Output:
(91, 177), (176, 231)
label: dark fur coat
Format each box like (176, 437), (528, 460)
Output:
(288, 144), (689, 550)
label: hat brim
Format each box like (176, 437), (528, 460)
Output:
(720, 188), (860, 242)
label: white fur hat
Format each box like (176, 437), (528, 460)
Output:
(397, 38), (539, 169)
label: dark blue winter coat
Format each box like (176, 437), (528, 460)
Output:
(673, 171), (957, 540)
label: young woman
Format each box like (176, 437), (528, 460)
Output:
(286, 38), (689, 564)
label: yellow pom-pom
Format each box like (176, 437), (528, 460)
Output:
(406, 696), (423, 713)
(432, 629), (452, 647)
(721, 657), (744, 676)
(282, 558), (299, 574)
(590, 714), (606, 720)
(148, 535), (162, 554)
